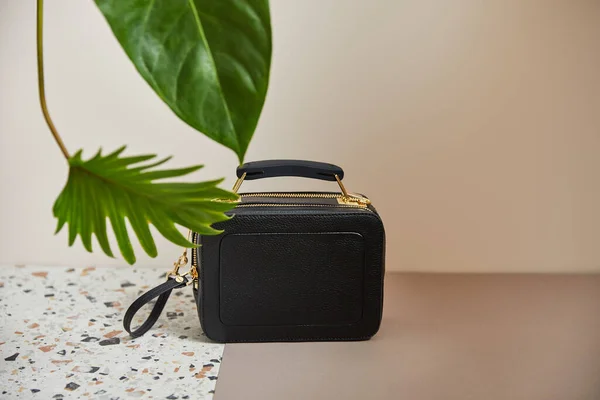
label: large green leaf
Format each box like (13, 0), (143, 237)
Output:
(53, 146), (237, 264)
(94, 0), (272, 162)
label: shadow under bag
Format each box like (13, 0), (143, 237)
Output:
(124, 160), (386, 343)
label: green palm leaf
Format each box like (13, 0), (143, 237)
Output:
(53, 146), (237, 265)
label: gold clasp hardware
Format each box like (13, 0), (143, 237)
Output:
(166, 253), (187, 278)
(334, 174), (371, 206)
(165, 231), (196, 285)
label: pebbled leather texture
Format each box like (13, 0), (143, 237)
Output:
(196, 205), (385, 343)
(219, 232), (365, 326)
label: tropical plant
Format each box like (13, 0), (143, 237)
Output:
(36, 0), (272, 264)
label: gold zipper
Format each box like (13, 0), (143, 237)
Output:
(236, 203), (371, 209)
(190, 232), (198, 289)
(239, 192), (371, 207)
(240, 192), (341, 199)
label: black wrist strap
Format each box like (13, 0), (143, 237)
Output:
(123, 277), (189, 337)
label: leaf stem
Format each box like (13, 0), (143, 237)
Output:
(37, 0), (70, 160)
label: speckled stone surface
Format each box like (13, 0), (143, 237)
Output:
(0, 265), (224, 399)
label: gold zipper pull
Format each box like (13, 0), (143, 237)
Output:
(337, 194), (371, 207)
(190, 264), (198, 280)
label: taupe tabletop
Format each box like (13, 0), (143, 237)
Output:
(215, 273), (600, 400)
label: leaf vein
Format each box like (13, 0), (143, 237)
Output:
(186, 0), (239, 154)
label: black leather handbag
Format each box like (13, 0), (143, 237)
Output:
(124, 160), (386, 342)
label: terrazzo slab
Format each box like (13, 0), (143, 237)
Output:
(0, 265), (224, 399)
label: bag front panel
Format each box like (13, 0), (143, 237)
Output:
(196, 207), (385, 343)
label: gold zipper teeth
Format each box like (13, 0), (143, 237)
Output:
(240, 192), (342, 199)
(191, 232), (198, 264)
(239, 192), (371, 206)
(236, 203), (370, 208)
(192, 232), (199, 288)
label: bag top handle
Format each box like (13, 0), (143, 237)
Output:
(233, 159), (357, 199)
(236, 159), (344, 181)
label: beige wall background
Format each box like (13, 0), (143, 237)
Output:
(1, 0), (599, 272)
